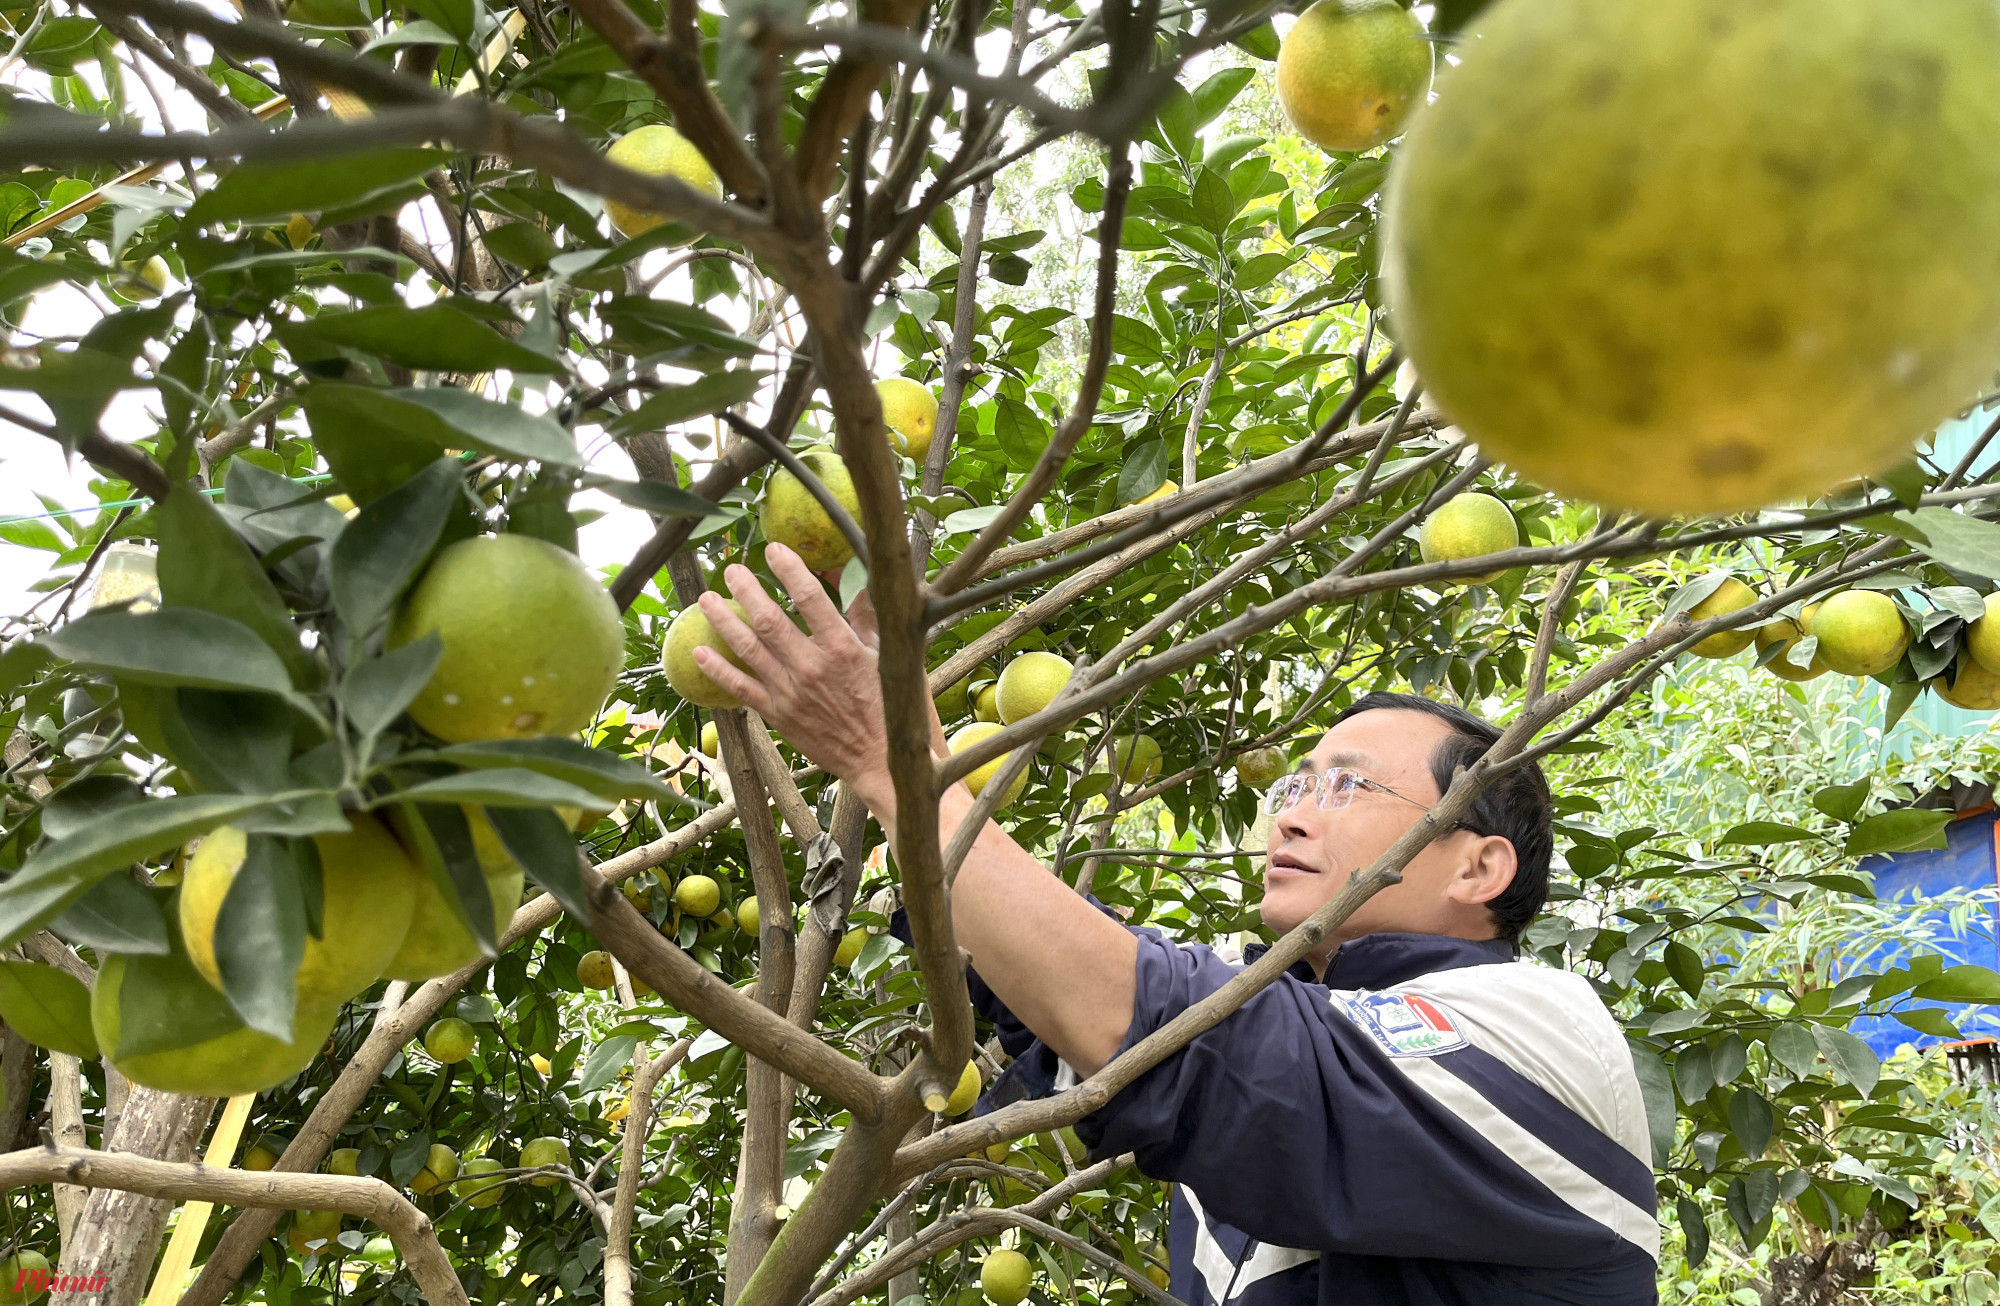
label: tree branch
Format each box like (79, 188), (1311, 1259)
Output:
(2, 1149), (468, 1306)
(564, 0), (767, 204)
(927, 143), (1133, 596)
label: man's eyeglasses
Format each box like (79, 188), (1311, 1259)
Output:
(1263, 768), (1479, 835)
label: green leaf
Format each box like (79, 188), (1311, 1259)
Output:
(1892, 1007), (1963, 1038)
(0, 793), (293, 948)
(0, 961), (98, 1058)
(101, 932), (253, 1059)
(1843, 808), (1952, 857)
(1191, 167), (1238, 235)
(403, 803), (497, 957)
(0, 518), (66, 553)
(50, 873), (169, 955)
(214, 835), (308, 1041)
(1728, 1088), (1775, 1159)
(1190, 66), (1256, 125)
(306, 383), (579, 475)
(434, 738), (675, 801)
(1810, 1025), (1880, 1096)
(330, 458), (462, 637)
(305, 385), (455, 504)
(1627, 1042), (1676, 1168)
(478, 221), (561, 269)
(377, 767), (608, 810)
(598, 298), (760, 362)
(605, 371), (764, 437)
(1717, 821), (1819, 847)
(341, 635), (443, 741)
(485, 805), (588, 920)
(164, 689), (295, 795)
(41, 608), (297, 699)
(1664, 940), (1705, 999)
(42, 775), (144, 840)
(1116, 439), (1168, 505)
(993, 399), (1050, 470)
(584, 477), (731, 518)
(578, 1033), (638, 1093)
(1898, 507), (2000, 579)
(1676, 1195), (1709, 1270)
(1767, 1023), (1819, 1079)
(186, 149), (451, 225)
(1911, 964), (2000, 1003)
(302, 303), (563, 374)
(1811, 780), (1871, 824)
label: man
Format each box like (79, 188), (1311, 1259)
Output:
(690, 544), (1660, 1306)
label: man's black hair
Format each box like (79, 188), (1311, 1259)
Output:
(1327, 691), (1553, 945)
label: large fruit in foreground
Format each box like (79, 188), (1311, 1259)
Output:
(663, 601), (751, 710)
(181, 818), (418, 1007)
(1685, 575), (1760, 659)
(1418, 492), (1518, 582)
(1277, 0), (1432, 153)
(603, 124), (723, 241)
(93, 956), (337, 1097)
(761, 451), (864, 573)
(1809, 590), (1909, 677)
(950, 723), (1031, 808)
(1383, 0), (2000, 517)
(383, 811), (523, 982)
(388, 535), (623, 743)
(996, 652), (1072, 725)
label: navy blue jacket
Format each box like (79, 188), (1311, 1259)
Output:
(928, 912), (1661, 1306)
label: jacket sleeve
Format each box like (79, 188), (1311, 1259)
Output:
(1073, 930), (1660, 1268)
(888, 896), (1123, 1099)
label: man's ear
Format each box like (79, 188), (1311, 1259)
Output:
(1451, 834), (1518, 908)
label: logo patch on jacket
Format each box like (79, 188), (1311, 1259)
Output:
(1333, 991), (1468, 1058)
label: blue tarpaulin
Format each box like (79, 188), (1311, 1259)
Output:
(1844, 808), (2000, 1058)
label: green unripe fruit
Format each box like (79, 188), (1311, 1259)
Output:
(424, 1017), (475, 1064)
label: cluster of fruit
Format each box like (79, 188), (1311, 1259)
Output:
(259, 1128), (572, 1262)
(99, 534), (627, 1099)
(1685, 573), (2000, 709)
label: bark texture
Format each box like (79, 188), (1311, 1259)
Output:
(53, 1088), (216, 1306)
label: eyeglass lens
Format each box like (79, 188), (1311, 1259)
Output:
(1263, 770), (1360, 815)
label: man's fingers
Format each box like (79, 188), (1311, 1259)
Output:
(719, 564), (814, 669)
(766, 544), (857, 647)
(698, 588), (792, 687)
(690, 645), (774, 718)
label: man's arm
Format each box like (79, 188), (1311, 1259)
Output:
(685, 547), (1139, 1075)
(856, 720), (1138, 1078)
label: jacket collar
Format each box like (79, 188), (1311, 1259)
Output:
(1243, 932), (1515, 989)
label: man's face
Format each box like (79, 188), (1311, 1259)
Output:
(1258, 709), (1511, 952)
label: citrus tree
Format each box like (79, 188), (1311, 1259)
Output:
(7, 0), (2000, 1303)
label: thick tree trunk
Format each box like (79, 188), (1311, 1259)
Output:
(49, 1052), (88, 1245)
(53, 1088), (216, 1306)
(0, 1025), (32, 1151)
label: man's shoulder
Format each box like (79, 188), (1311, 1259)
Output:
(1378, 960), (1651, 1167)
